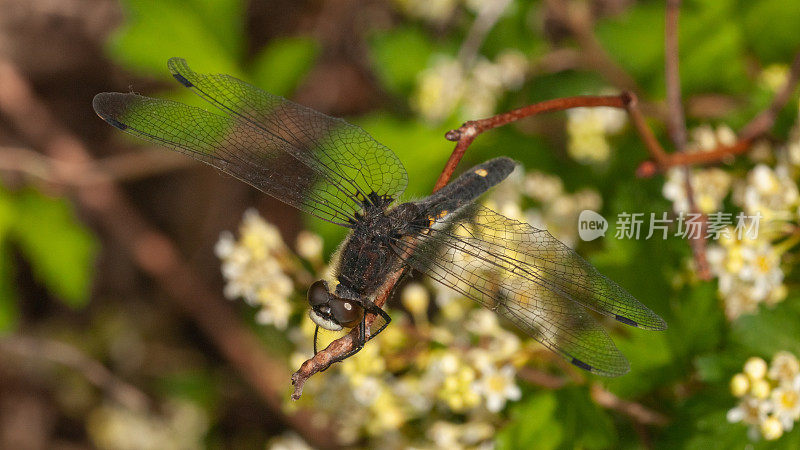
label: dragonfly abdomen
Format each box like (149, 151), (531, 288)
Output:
(414, 157), (515, 223)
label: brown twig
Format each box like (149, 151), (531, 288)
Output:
(0, 59), (338, 450)
(637, 49), (800, 176)
(435, 92), (666, 191)
(590, 384), (669, 426)
(664, 0), (687, 150)
(0, 145), (194, 188)
(663, 0), (711, 280)
(516, 367), (668, 426)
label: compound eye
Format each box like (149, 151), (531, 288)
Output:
(330, 299), (363, 328)
(307, 280), (330, 307)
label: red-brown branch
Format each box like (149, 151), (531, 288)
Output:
(435, 92), (669, 191)
(638, 49), (800, 176)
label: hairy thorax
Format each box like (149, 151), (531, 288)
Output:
(336, 200), (424, 299)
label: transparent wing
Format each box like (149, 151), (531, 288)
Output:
(395, 204), (666, 376)
(166, 57), (408, 209)
(93, 58), (408, 226)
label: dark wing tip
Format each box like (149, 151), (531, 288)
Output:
(92, 92), (129, 130)
(615, 315), (638, 327)
(569, 356), (630, 377)
(167, 57), (194, 87)
(571, 357), (594, 372)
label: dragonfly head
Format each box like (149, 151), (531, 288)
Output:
(307, 280), (364, 331)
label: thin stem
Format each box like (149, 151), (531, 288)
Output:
(665, 0), (687, 149)
(434, 94), (632, 191)
(664, 0), (711, 280)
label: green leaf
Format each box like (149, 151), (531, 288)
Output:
(10, 189), (98, 308)
(496, 390), (563, 450)
(731, 298), (800, 356)
(0, 193), (18, 333)
(667, 282), (724, 361)
(249, 37), (320, 97)
(368, 26), (435, 96)
(594, 3), (665, 92)
(679, 1), (747, 94)
(555, 387), (617, 449)
(109, 0), (244, 77)
(742, 0), (800, 63)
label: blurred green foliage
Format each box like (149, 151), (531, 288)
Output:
(7, 0), (800, 447)
(0, 188), (98, 331)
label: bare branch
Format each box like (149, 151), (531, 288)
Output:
(0, 335), (150, 411)
(590, 384), (669, 426)
(516, 367), (669, 426)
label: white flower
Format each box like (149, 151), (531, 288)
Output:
(708, 237), (786, 319)
(731, 373), (750, 397)
(662, 167), (731, 214)
(295, 231), (323, 261)
(727, 396), (769, 425)
(216, 209), (297, 330)
(735, 164), (799, 221)
(770, 352), (800, 384)
(413, 56), (465, 123)
(770, 383), (800, 431)
(401, 283), (430, 323)
(761, 415), (784, 440)
(473, 364), (521, 412)
(745, 357), (769, 380)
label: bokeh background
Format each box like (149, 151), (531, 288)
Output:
(2, 0), (800, 448)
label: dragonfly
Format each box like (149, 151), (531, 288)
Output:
(93, 58), (666, 376)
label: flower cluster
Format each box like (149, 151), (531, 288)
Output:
(664, 119), (800, 320)
(662, 125), (736, 214)
(215, 209), (319, 330)
(728, 352), (800, 441)
(565, 105), (627, 164)
(413, 51), (528, 123)
(707, 232), (787, 319)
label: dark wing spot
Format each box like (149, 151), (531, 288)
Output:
(571, 357), (593, 372)
(106, 117), (128, 131)
(615, 315), (639, 327)
(171, 72), (194, 88)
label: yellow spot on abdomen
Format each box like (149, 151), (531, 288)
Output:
(474, 168), (488, 177)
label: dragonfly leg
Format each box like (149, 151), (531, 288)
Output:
(322, 315), (367, 369)
(313, 325), (320, 355)
(364, 304), (392, 342)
